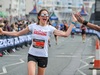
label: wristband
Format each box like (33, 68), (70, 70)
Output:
(83, 20), (88, 26)
(71, 22), (77, 26)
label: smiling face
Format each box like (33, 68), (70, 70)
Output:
(38, 10), (49, 26)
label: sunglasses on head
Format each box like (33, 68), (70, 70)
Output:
(40, 13), (49, 17)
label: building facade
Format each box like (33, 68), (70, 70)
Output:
(0, 0), (95, 20)
(25, 0), (35, 15)
(0, 0), (26, 17)
(36, 0), (83, 22)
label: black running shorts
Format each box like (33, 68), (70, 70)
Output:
(28, 54), (48, 68)
(82, 30), (86, 35)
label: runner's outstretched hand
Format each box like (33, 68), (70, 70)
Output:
(0, 28), (3, 35)
(74, 13), (84, 24)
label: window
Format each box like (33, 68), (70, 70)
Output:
(68, 7), (71, 9)
(22, 9), (26, 11)
(68, 3), (72, 5)
(0, 5), (2, 7)
(96, 0), (100, 11)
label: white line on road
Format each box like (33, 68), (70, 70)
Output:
(55, 55), (77, 57)
(77, 59), (89, 75)
(77, 56), (94, 75)
(93, 69), (97, 75)
(77, 69), (87, 75)
(4, 55), (25, 56)
(0, 59), (24, 75)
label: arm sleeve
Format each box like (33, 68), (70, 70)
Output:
(49, 25), (56, 34)
(28, 23), (36, 32)
(28, 24), (32, 32)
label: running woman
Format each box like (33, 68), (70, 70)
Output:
(81, 25), (86, 43)
(0, 9), (77, 75)
(71, 26), (76, 38)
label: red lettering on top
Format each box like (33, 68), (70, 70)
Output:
(33, 29), (47, 36)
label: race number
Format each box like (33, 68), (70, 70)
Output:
(33, 39), (45, 49)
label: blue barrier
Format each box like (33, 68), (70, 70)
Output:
(0, 34), (32, 53)
(0, 28), (100, 53)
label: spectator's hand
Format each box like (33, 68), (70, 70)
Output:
(74, 13), (84, 24)
(0, 28), (3, 35)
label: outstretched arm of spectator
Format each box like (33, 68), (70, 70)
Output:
(74, 13), (100, 31)
(0, 26), (30, 36)
(85, 23), (100, 31)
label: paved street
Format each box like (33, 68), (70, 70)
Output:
(0, 34), (100, 75)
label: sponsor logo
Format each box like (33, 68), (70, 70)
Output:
(33, 29), (47, 36)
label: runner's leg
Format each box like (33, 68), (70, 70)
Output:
(54, 35), (58, 45)
(37, 67), (46, 75)
(28, 61), (36, 75)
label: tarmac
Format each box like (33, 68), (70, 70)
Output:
(0, 34), (100, 75)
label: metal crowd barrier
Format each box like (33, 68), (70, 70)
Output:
(0, 33), (32, 53)
(0, 28), (100, 54)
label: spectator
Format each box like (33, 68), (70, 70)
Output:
(81, 25), (86, 43)
(0, 18), (4, 29)
(3, 20), (11, 31)
(74, 13), (100, 31)
(11, 23), (18, 31)
(71, 26), (76, 38)
(63, 22), (69, 31)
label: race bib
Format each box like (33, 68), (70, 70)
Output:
(33, 39), (45, 49)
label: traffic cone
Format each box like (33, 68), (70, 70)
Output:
(93, 39), (100, 69)
(89, 39), (100, 70)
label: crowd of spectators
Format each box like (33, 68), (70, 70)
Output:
(0, 17), (33, 57)
(0, 18), (32, 32)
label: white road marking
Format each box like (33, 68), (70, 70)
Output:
(77, 59), (89, 75)
(0, 59), (24, 74)
(56, 55), (77, 57)
(4, 55), (23, 56)
(77, 69), (87, 75)
(77, 56), (94, 75)
(93, 69), (97, 75)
